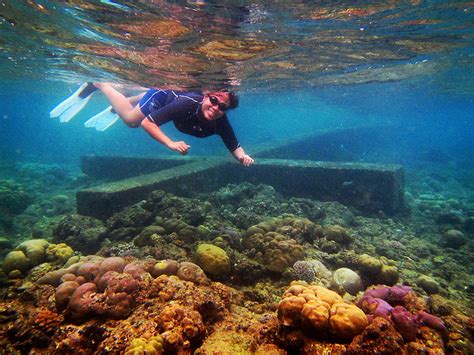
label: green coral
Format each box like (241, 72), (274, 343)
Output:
(1, 239), (74, 277)
(17, 239), (49, 265)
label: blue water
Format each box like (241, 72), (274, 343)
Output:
(1, 0), (472, 167)
(1, 79), (472, 168)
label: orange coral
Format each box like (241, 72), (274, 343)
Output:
(278, 283), (368, 343)
(277, 296), (307, 327)
(329, 302), (368, 343)
(301, 299), (330, 335)
(158, 303), (206, 352)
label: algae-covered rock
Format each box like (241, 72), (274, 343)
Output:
(417, 274), (440, 294)
(53, 214), (106, 254)
(0, 236), (13, 250)
(0, 180), (33, 215)
(377, 264), (399, 286)
(324, 225), (351, 244)
(194, 243), (230, 279)
(358, 254), (383, 276)
(107, 204), (154, 229)
(441, 229), (466, 249)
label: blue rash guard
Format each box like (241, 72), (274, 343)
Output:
(139, 89), (241, 152)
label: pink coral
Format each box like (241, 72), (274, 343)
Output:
(94, 257), (127, 282)
(96, 271), (140, 293)
(76, 262), (100, 282)
(55, 280), (80, 310)
(68, 282), (101, 319)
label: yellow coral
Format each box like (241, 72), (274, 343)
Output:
(46, 243), (74, 263)
(125, 335), (164, 355)
(194, 244), (230, 277)
(278, 284), (367, 343)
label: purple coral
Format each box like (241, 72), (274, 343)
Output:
(363, 285), (411, 305)
(359, 285), (447, 343)
(416, 311), (448, 341)
(391, 306), (417, 342)
(292, 261), (316, 282)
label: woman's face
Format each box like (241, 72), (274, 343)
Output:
(202, 92), (230, 121)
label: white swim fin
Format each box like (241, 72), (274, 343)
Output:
(84, 106), (119, 131)
(50, 83), (97, 123)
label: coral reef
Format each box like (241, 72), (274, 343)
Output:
(0, 166), (472, 354)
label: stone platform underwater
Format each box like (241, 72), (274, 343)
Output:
(76, 126), (405, 219)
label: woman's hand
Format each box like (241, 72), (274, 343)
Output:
(167, 141), (191, 155)
(239, 154), (254, 167)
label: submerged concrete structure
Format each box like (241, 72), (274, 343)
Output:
(77, 156), (404, 219)
(76, 126), (405, 219)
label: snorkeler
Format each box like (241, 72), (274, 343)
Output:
(50, 83), (254, 167)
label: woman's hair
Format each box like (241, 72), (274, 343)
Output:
(224, 90), (239, 110)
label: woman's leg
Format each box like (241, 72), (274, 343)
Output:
(94, 83), (145, 128)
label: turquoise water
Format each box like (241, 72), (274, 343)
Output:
(0, 1), (473, 353)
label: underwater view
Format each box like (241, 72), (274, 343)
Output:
(0, 0), (473, 353)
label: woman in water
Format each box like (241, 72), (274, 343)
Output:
(50, 83), (254, 167)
